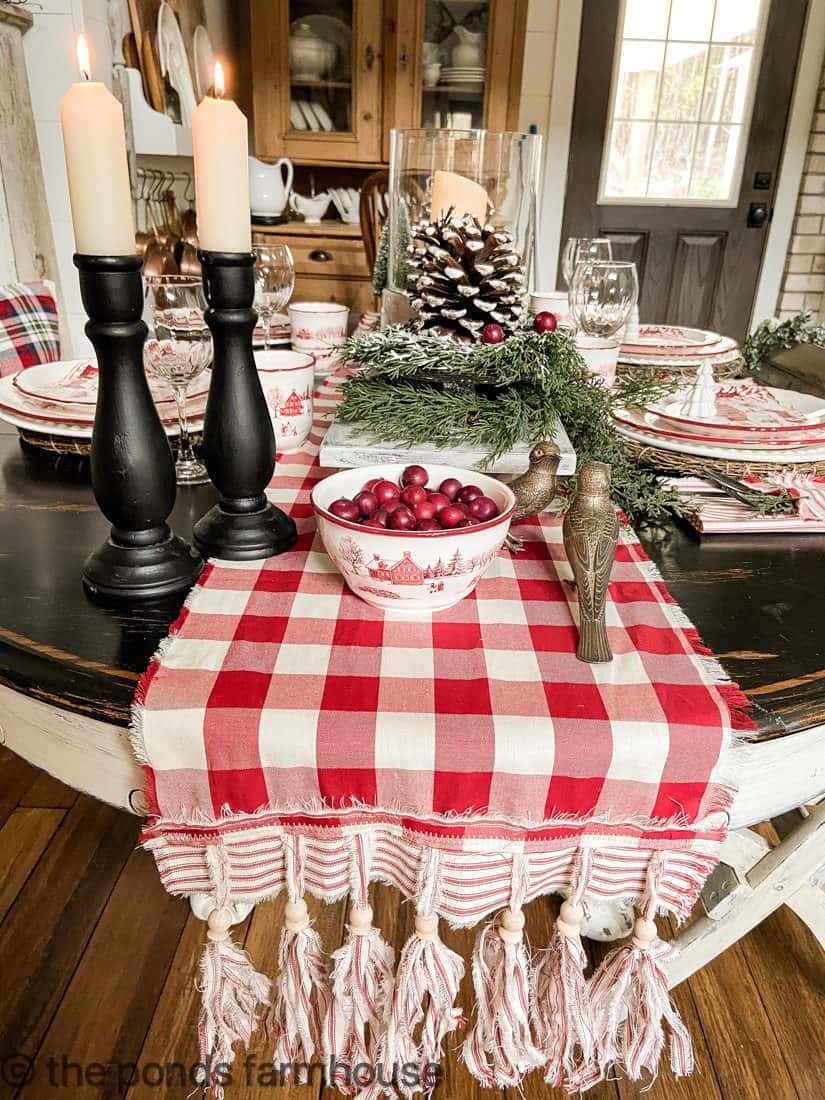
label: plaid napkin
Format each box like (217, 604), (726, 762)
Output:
(134, 372), (751, 1097)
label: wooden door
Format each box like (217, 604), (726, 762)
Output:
(560, 0), (809, 342)
(250, 0), (384, 165)
(384, 0), (528, 161)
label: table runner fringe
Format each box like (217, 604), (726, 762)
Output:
(197, 845), (272, 1100)
(269, 836), (333, 1076)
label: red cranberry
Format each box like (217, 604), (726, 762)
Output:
(388, 507), (416, 530)
(439, 478), (462, 501)
(400, 484), (428, 508)
(534, 311), (558, 334)
(329, 498), (360, 522)
(427, 492), (451, 512)
(457, 484), (483, 504)
(372, 508), (389, 527)
(468, 495), (500, 521)
(353, 490), (378, 517)
(465, 517), (482, 526)
(417, 518), (441, 531)
(413, 500), (437, 522)
(401, 464), (428, 487)
(373, 480), (401, 504)
(361, 518), (386, 529)
(437, 505), (466, 529)
(383, 499), (403, 514)
(362, 477), (381, 492)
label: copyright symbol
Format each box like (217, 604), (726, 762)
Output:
(1, 1054), (34, 1087)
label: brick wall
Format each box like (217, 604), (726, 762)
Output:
(777, 57), (825, 320)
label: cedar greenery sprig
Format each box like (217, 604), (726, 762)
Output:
(340, 326), (685, 523)
(743, 311), (825, 373)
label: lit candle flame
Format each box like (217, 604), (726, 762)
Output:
(213, 60), (225, 99)
(76, 32), (91, 81)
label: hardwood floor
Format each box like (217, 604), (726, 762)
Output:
(0, 745), (821, 1100)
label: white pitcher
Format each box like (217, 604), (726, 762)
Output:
(249, 156), (294, 217)
(451, 27), (485, 68)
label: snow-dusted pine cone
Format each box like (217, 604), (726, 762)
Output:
(406, 213), (526, 340)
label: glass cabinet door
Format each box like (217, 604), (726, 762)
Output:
(251, 0), (383, 164)
(288, 1), (354, 136)
(419, 0), (489, 130)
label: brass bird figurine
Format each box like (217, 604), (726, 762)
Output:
(505, 441), (562, 552)
(562, 461), (619, 663)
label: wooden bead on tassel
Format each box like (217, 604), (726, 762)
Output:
(498, 907), (525, 945)
(414, 912), (439, 940)
(206, 907), (233, 943)
(631, 916), (658, 948)
(284, 898), (310, 933)
(348, 904), (373, 934)
(556, 899), (585, 938)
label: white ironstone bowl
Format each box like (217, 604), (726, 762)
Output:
(311, 463), (516, 617)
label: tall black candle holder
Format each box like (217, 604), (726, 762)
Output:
(75, 254), (203, 601)
(193, 250), (297, 559)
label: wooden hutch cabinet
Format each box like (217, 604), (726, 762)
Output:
(247, 0), (527, 312)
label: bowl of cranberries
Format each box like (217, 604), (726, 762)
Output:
(311, 463), (516, 615)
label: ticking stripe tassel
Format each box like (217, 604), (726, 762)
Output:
(532, 898), (594, 1089)
(463, 909), (543, 1088)
(197, 848), (271, 1100)
(324, 904), (395, 1095)
(324, 835), (395, 1095)
(585, 855), (693, 1086)
(269, 837), (332, 1078)
(367, 850), (464, 1098)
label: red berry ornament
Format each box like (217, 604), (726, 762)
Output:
(400, 484), (428, 508)
(373, 480), (401, 504)
(439, 478), (462, 501)
(534, 311), (558, 334)
(482, 323), (505, 345)
(353, 490), (378, 517)
(401, 464), (429, 487)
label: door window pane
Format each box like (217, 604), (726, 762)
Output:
(604, 121), (655, 198)
(600, 0), (767, 204)
(668, 0), (714, 42)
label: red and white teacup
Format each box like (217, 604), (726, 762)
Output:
(254, 349), (315, 452)
(288, 301), (349, 376)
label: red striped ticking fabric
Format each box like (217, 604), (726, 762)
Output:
(133, 369), (753, 1095)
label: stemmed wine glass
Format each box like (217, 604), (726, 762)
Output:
(569, 260), (639, 338)
(143, 275), (213, 486)
(253, 244), (295, 350)
(561, 237), (613, 288)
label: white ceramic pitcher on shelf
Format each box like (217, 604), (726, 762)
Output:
(248, 156), (294, 218)
(451, 27), (486, 68)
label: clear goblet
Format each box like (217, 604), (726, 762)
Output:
(561, 236), (613, 288)
(569, 260), (639, 339)
(143, 275), (212, 485)
(253, 244), (295, 350)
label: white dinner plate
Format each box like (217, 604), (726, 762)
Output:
(311, 101), (334, 132)
(13, 359), (209, 407)
(193, 24), (214, 101)
(652, 381), (825, 433)
(613, 406), (825, 448)
(290, 100), (307, 130)
(617, 346), (742, 369)
(614, 420), (825, 463)
(298, 99), (319, 130)
(621, 324), (723, 353)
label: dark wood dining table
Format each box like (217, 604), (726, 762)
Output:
(1, 419), (824, 988)
(0, 422), (823, 818)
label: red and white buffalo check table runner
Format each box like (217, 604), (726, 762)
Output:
(134, 373), (752, 1097)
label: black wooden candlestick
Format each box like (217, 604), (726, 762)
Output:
(75, 254), (203, 601)
(193, 250), (297, 559)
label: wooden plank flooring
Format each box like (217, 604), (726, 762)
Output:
(0, 746), (821, 1100)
